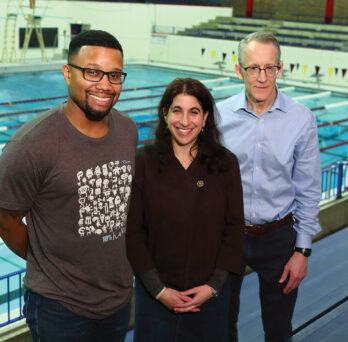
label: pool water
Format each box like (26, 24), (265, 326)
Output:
(0, 64), (347, 169)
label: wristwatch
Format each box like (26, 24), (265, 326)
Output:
(209, 286), (218, 297)
(294, 247), (312, 257)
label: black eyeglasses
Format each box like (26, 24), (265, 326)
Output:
(68, 63), (127, 84)
(242, 65), (281, 78)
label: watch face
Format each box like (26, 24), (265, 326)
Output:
(304, 249), (312, 257)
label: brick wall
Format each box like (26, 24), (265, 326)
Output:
(231, 0), (348, 24)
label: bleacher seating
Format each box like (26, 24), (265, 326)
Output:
(180, 16), (348, 51)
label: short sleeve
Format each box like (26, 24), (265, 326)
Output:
(0, 140), (43, 210)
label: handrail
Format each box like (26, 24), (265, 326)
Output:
(321, 160), (348, 200)
(0, 268), (26, 328)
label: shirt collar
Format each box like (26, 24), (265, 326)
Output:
(232, 86), (287, 115)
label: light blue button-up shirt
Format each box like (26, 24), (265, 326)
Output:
(217, 88), (321, 248)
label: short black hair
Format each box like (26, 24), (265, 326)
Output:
(68, 30), (123, 62)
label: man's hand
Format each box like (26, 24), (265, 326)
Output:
(173, 285), (213, 313)
(0, 208), (27, 259)
(279, 251), (308, 294)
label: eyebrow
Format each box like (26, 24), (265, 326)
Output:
(171, 105), (202, 111)
(84, 63), (123, 72)
(246, 63), (277, 67)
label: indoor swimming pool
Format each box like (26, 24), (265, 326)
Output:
(0, 64), (347, 168)
(0, 63), (347, 326)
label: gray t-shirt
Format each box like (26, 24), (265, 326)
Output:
(0, 104), (138, 319)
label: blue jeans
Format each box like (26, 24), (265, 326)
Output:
(134, 276), (231, 342)
(229, 219), (297, 342)
(23, 290), (131, 342)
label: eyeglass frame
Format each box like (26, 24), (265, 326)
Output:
(241, 65), (281, 78)
(68, 63), (127, 84)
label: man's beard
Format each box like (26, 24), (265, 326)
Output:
(83, 100), (114, 121)
(75, 91), (116, 122)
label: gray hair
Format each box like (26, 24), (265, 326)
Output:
(238, 32), (281, 65)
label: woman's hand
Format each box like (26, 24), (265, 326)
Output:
(157, 288), (194, 311)
(173, 285), (213, 313)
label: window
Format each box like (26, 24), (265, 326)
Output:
(19, 27), (58, 48)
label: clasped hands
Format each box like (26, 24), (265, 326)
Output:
(157, 284), (213, 313)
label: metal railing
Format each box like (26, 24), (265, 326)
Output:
(321, 160), (348, 201)
(0, 268), (26, 327)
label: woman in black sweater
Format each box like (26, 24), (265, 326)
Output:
(126, 78), (244, 342)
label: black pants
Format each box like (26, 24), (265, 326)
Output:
(134, 276), (231, 342)
(229, 220), (297, 342)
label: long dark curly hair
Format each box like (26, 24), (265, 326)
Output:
(153, 77), (229, 173)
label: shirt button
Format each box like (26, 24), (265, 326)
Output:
(257, 143), (261, 148)
(254, 190), (257, 194)
(253, 213), (256, 217)
(256, 167), (259, 170)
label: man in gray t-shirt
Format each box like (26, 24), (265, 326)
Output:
(0, 30), (137, 342)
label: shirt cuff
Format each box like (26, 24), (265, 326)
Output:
(206, 268), (229, 294)
(137, 268), (165, 299)
(295, 232), (312, 249)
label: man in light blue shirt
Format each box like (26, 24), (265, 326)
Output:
(217, 32), (321, 342)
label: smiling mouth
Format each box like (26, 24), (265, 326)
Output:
(177, 128), (193, 135)
(89, 93), (113, 102)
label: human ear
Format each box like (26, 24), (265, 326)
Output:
(276, 62), (284, 79)
(235, 64), (244, 81)
(62, 64), (71, 85)
(202, 112), (208, 127)
(163, 108), (168, 123)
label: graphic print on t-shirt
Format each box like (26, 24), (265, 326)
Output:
(76, 160), (132, 242)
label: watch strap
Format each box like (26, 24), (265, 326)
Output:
(294, 247), (312, 257)
(208, 285), (218, 297)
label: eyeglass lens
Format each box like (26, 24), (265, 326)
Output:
(246, 66), (279, 77)
(84, 69), (125, 84)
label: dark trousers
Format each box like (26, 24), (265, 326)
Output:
(134, 276), (231, 342)
(23, 290), (131, 342)
(229, 220), (297, 342)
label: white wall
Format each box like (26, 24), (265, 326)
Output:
(0, 1), (232, 63)
(0, 1), (152, 62)
(149, 34), (348, 89)
(1, 1), (347, 89)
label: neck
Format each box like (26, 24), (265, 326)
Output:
(247, 88), (277, 116)
(64, 101), (109, 138)
(172, 141), (198, 170)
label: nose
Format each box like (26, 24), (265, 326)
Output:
(180, 112), (189, 126)
(257, 68), (267, 82)
(96, 73), (113, 89)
